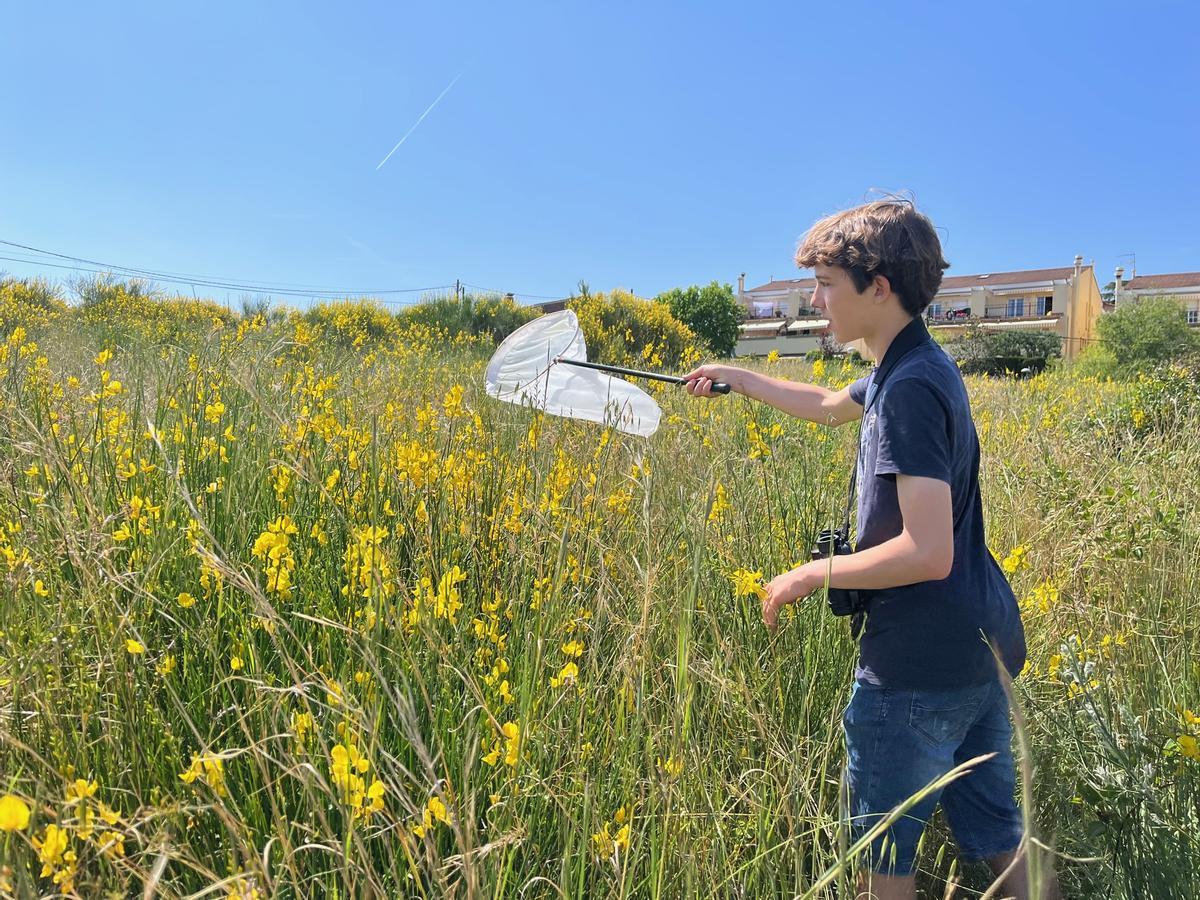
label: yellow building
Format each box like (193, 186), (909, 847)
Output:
(734, 272), (830, 357)
(736, 257), (1103, 361)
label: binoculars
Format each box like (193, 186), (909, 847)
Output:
(811, 527), (867, 638)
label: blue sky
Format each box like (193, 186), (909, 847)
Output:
(1, 1), (1197, 308)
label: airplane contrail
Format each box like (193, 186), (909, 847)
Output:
(375, 73), (463, 171)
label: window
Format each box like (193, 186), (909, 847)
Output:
(928, 303), (943, 318)
(752, 301), (775, 318)
(1007, 297), (1025, 317)
(1035, 295), (1053, 315)
(1189, 308), (1199, 326)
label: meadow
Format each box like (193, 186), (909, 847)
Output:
(0, 280), (1197, 898)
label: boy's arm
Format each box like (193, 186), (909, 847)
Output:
(763, 475), (953, 630)
(683, 365), (864, 426)
(738, 371), (865, 426)
(807, 475), (954, 589)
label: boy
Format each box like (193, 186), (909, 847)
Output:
(684, 200), (1058, 899)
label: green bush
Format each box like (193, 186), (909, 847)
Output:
(400, 293), (541, 344)
(0, 276), (69, 334)
(655, 281), (741, 358)
(73, 277), (237, 344)
(303, 299), (399, 349)
(567, 289), (697, 370)
(1127, 363), (1200, 434)
(1096, 295), (1200, 374)
(1071, 343), (1120, 380)
(1088, 361), (1200, 439)
(945, 327), (1062, 376)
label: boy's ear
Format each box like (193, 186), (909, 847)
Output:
(871, 273), (892, 302)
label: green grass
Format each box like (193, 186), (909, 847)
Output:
(0, 304), (1196, 898)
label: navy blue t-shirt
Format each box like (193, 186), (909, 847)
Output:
(846, 317), (1026, 688)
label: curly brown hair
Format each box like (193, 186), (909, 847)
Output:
(794, 199), (950, 317)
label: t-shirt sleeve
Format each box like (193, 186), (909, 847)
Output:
(847, 375), (871, 405)
(874, 377), (952, 484)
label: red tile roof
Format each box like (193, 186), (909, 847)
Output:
(938, 267), (1076, 290)
(749, 267), (1078, 296)
(745, 278), (817, 293)
(1124, 272), (1200, 291)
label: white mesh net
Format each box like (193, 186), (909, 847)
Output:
(485, 311), (662, 437)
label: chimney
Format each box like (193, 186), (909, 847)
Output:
(738, 272), (745, 297)
(1114, 266), (1124, 303)
(1073, 254), (1083, 278)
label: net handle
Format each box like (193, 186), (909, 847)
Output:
(555, 357), (732, 394)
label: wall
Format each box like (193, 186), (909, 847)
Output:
(733, 332), (824, 358)
(1065, 266), (1103, 361)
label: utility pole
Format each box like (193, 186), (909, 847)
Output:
(455, 279), (461, 301)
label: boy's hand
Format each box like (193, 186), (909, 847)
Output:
(763, 562), (819, 634)
(683, 364), (741, 398)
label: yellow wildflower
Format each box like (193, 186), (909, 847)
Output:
(97, 829), (126, 858)
(1177, 735), (1200, 761)
(33, 823), (76, 892)
(550, 661), (579, 689)
(1001, 544), (1029, 575)
(291, 710), (315, 742)
(64, 779), (97, 803)
(657, 755), (684, 779)
(730, 568), (767, 601)
(482, 720), (521, 768)
(179, 752), (227, 796)
(0, 794), (30, 831)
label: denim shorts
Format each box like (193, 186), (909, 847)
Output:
(841, 677), (1025, 876)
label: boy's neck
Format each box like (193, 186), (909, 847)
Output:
(863, 309), (917, 365)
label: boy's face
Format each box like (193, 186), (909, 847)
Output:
(812, 265), (871, 343)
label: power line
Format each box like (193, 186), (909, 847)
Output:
(0, 239), (455, 301)
(461, 282), (564, 301)
(0, 238), (570, 306)
(0, 241), (373, 292)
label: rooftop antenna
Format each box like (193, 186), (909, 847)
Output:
(1116, 251), (1136, 278)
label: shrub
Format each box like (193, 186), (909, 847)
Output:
(1087, 361), (1200, 440)
(0, 277), (68, 334)
(1124, 362), (1200, 436)
(655, 281), (741, 358)
(239, 296), (288, 325)
(1071, 343), (1120, 380)
(945, 327), (1062, 376)
(1096, 295), (1200, 374)
(400, 293), (541, 344)
(303, 299), (399, 349)
(567, 289), (697, 370)
(73, 277), (237, 344)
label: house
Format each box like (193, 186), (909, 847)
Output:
(735, 256), (1104, 361)
(1112, 269), (1200, 326)
(734, 272), (829, 356)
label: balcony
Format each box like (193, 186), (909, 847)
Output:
(743, 304), (819, 320)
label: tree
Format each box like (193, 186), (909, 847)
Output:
(655, 281), (742, 358)
(1096, 295), (1199, 373)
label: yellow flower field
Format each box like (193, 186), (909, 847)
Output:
(0, 281), (1196, 897)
